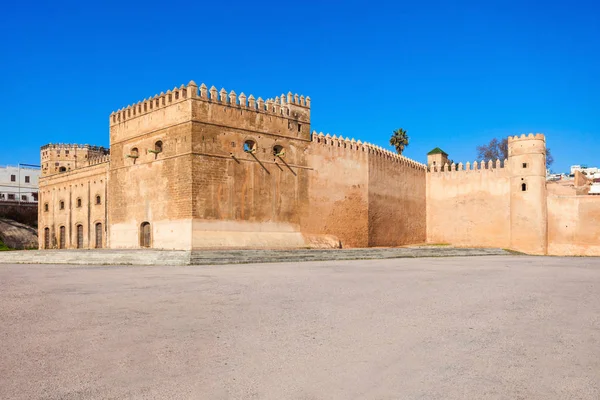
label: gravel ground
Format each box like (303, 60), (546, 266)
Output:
(1, 256), (600, 399)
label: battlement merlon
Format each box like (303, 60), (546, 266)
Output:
(109, 80), (311, 128)
(507, 133), (546, 143)
(428, 159), (508, 173)
(311, 131), (427, 171)
(41, 143), (110, 153)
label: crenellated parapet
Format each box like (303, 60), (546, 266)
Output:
(109, 80), (311, 127)
(507, 133), (545, 143)
(87, 154), (110, 166)
(428, 158), (508, 173)
(310, 131), (426, 171)
(41, 143), (109, 153)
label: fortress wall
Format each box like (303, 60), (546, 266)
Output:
(108, 123), (194, 250)
(38, 162), (108, 249)
(368, 150), (427, 246)
(190, 121), (310, 249)
(426, 162), (511, 247)
(303, 133), (369, 248)
(547, 195), (600, 256)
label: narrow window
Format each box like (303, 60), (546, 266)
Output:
(298, 123), (302, 133)
(77, 198), (82, 208)
(154, 141), (163, 153)
(10, 175), (15, 182)
(44, 203), (49, 212)
(96, 195), (101, 205)
(21, 195), (27, 201)
(25, 176), (30, 183)
(521, 183), (527, 192)
(522, 163), (528, 168)
(60, 200), (65, 210)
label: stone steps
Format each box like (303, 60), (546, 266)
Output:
(0, 247), (511, 266)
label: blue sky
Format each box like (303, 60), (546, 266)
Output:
(1, 0), (598, 173)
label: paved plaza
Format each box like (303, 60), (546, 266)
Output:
(1, 256), (600, 399)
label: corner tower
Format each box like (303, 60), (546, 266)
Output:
(508, 133), (547, 255)
(40, 144), (109, 177)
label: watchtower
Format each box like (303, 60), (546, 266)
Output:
(40, 144), (109, 177)
(508, 133), (547, 255)
(427, 147), (449, 169)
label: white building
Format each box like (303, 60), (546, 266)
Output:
(0, 165), (40, 203)
(570, 165), (599, 176)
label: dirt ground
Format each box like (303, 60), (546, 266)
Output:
(1, 256), (599, 399)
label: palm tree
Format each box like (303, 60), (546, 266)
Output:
(390, 128), (409, 155)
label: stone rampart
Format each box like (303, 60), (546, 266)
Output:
(426, 158), (511, 248)
(305, 131), (427, 247)
(547, 195), (600, 256)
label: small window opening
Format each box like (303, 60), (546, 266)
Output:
(44, 203), (49, 212)
(231, 142), (235, 148)
(77, 198), (82, 208)
(243, 140), (257, 153)
(522, 163), (528, 168)
(298, 124), (302, 133)
(149, 141), (163, 155)
(10, 175), (15, 182)
(25, 176), (30, 183)
(127, 147), (140, 164)
(59, 200), (65, 210)
(273, 145), (285, 158)
(59, 166), (67, 173)
(8, 194), (15, 200)
(96, 195), (101, 205)
(21, 195), (27, 201)
(521, 183), (527, 192)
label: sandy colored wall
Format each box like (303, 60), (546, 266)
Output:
(547, 195), (600, 256)
(190, 125), (311, 249)
(426, 165), (511, 248)
(108, 121), (194, 250)
(368, 153), (426, 246)
(303, 134), (369, 248)
(38, 162), (108, 249)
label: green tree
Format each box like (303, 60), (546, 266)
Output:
(390, 128), (409, 155)
(476, 137), (553, 168)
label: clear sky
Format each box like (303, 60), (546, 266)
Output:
(1, 0), (598, 173)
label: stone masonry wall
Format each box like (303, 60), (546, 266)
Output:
(547, 195), (600, 256)
(305, 132), (427, 248)
(426, 161), (511, 248)
(304, 133), (370, 247)
(368, 150), (426, 246)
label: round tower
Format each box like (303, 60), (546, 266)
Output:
(508, 133), (547, 255)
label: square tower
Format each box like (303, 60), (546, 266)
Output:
(427, 147), (449, 168)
